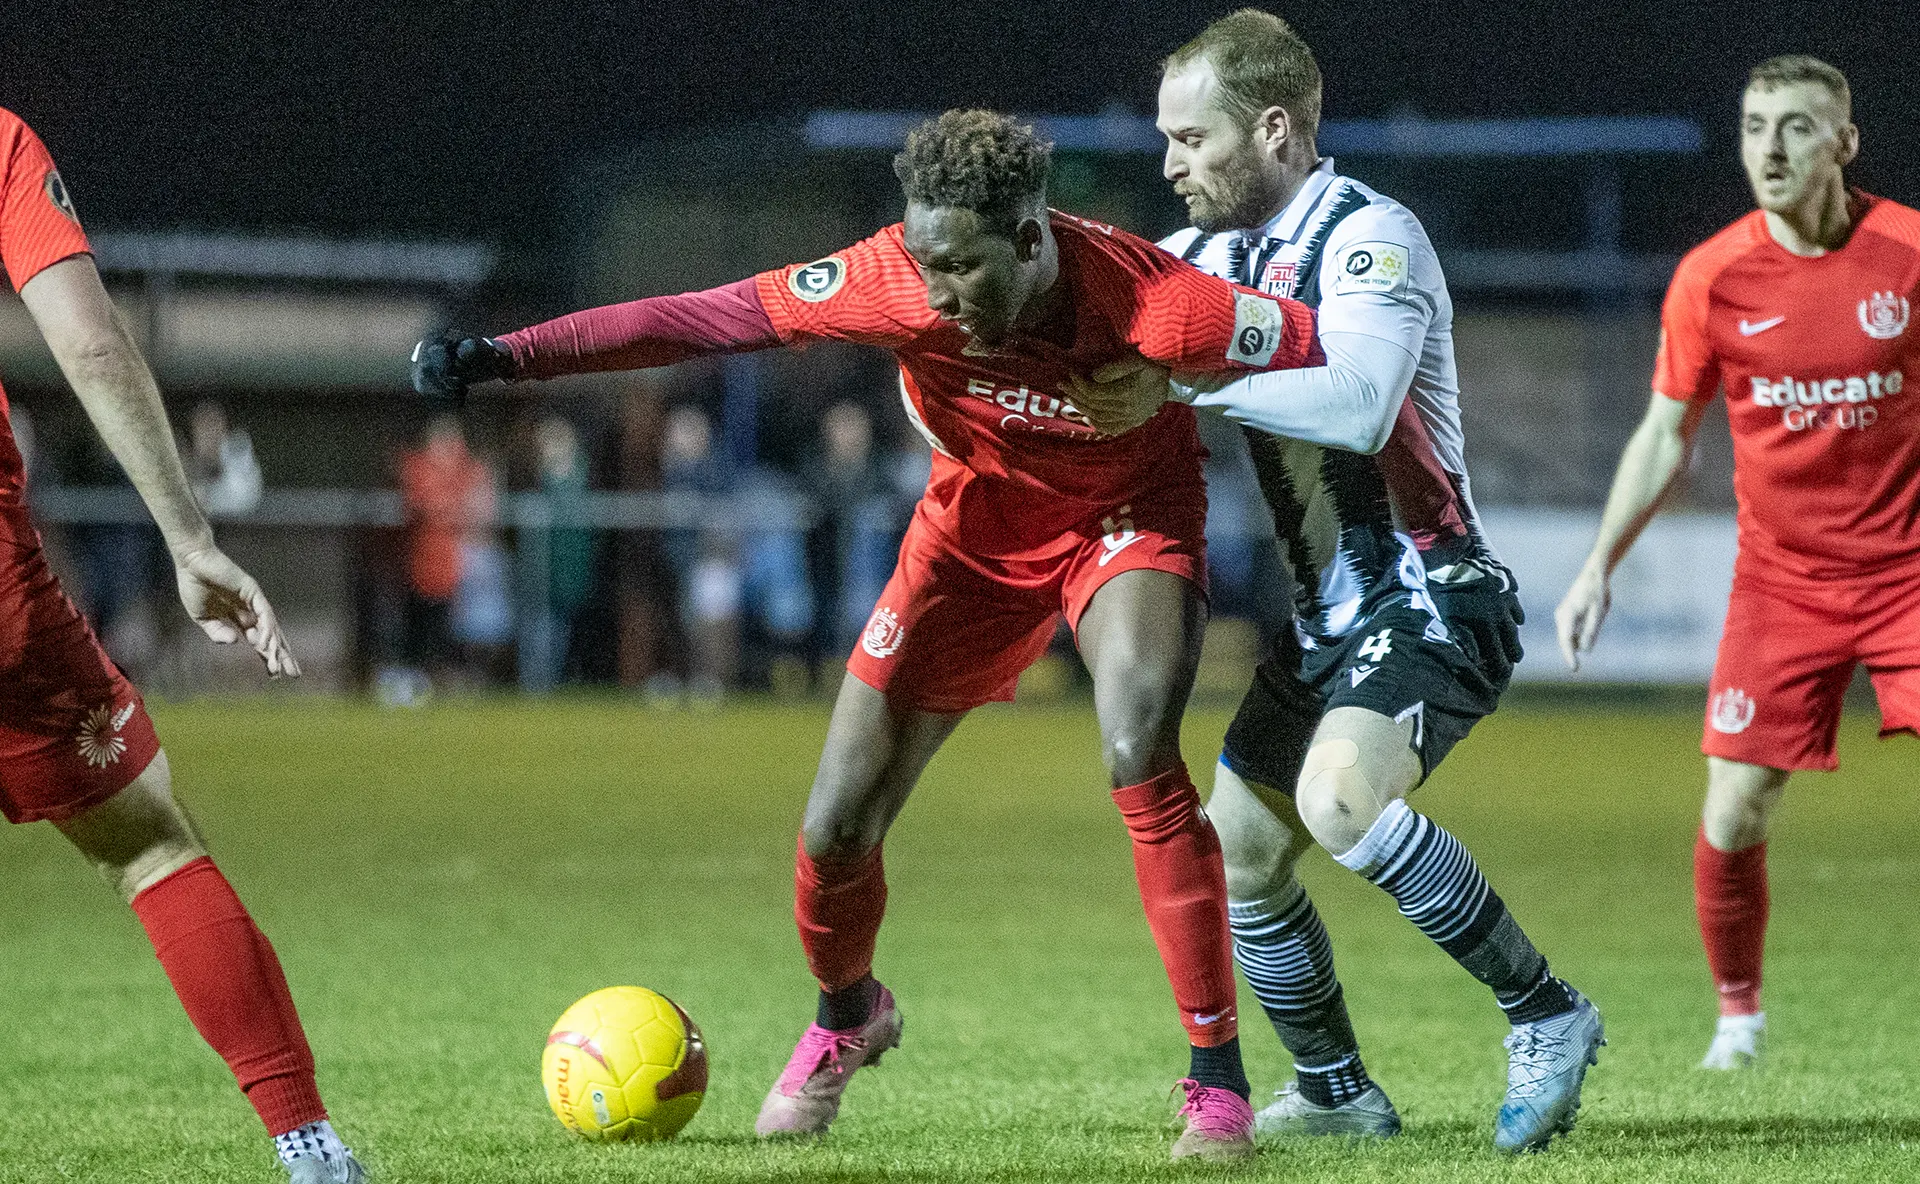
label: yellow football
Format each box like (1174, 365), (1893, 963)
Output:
(541, 986), (707, 1141)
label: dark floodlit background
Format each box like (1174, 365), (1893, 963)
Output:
(1, 0), (1908, 697)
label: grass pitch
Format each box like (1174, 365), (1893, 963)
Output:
(0, 696), (1913, 1182)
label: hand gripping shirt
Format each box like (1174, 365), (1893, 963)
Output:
(1654, 192), (1920, 580)
(754, 213), (1318, 559)
(1160, 160), (1495, 644)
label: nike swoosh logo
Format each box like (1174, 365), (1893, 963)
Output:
(1192, 1012), (1228, 1026)
(1098, 534), (1144, 567)
(1739, 316), (1785, 336)
(1350, 665), (1377, 687)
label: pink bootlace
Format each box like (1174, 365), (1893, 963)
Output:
(775, 1024), (868, 1094)
(1175, 1079), (1254, 1137)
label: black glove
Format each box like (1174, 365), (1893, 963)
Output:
(1431, 572), (1525, 691)
(411, 333), (515, 398)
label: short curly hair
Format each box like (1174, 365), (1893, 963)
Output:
(893, 109), (1052, 234)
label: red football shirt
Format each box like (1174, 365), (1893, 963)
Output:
(755, 213), (1316, 557)
(0, 108), (93, 539)
(1655, 193), (1920, 579)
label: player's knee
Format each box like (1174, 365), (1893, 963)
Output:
(1213, 788), (1304, 899)
(54, 752), (207, 902)
(1100, 710), (1182, 786)
(1294, 740), (1388, 857)
(1702, 759), (1789, 850)
(799, 811), (881, 862)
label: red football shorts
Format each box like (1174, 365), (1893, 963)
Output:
(845, 491), (1208, 714)
(0, 539), (160, 824)
(1703, 561), (1920, 772)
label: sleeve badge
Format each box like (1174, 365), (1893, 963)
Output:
(788, 257), (847, 303)
(44, 168), (82, 226)
(1331, 241), (1410, 297)
(1226, 290), (1284, 367)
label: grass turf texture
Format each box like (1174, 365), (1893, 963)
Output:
(0, 699), (1913, 1183)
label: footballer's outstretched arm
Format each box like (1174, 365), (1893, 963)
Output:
(1554, 392), (1709, 669)
(413, 278), (783, 394)
(414, 229), (934, 395)
(19, 256), (298, 675)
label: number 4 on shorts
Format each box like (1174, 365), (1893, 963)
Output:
(1358, 629), (1393, 664)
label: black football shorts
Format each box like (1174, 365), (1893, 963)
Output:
(1220, 599), (1500, 794)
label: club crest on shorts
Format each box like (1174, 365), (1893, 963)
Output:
(1709, 688), (1756, 735)
(1858, 291), (1909, 341)
(75, 702), (135, 768)
(788, 257), (846, 303)
(862, 606), (906, 658)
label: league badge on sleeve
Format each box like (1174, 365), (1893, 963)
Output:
(789, 257), (847, 303)
(1332, 241), (1410, 297)
(1226, 290), (1284, 367)
(43, 168), (81, 225)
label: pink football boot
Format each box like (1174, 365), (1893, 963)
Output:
(1170, 1078), (1256, 1161)
(754, 985), (904, 1137)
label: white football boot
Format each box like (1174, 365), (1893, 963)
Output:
(277, 1121), (366, 1183)
(1255, 1080), (1401, 1138)
(1494, 990), (1605, 1153)
(1700, 1012), (1765, 1070)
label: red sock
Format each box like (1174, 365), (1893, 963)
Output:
(130, 858), (325, 1136)
(1694, 830), (1768, 1016)
(1111, 766), (1238, 1047)
(794, 836), (887, 994)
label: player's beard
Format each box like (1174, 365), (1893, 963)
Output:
(1183, 151), (1279, 235)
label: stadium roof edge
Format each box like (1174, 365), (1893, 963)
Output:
(86, 232), (497, 286)
(805, 110), (1704, 157)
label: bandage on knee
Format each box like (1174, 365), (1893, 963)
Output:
(1299, 738), (1393, 823)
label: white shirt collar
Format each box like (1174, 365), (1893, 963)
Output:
(1261, 158), (1340, 244)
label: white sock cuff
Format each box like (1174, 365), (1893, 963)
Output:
(1228, 878), (1308, 924)
(1332, 797), (1418, 876)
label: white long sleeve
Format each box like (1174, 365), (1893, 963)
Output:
(1171, 330), (1419, 455)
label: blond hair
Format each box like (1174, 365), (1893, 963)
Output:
(1163, 9), (1322, 141)
(1748, 55), (1851, 120)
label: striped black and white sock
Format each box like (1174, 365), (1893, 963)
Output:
(1229, 880), (1375, 1106)
(1334, 799), (1575, 1025)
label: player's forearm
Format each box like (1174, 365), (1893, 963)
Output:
(21, 259), (213, 557)
(497, 278), (781, 379)
(1172, 331), (1417, 454)
(1582, 408), (1693, 577)
(64, 328), (214, 555)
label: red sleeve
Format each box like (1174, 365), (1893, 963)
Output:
(1079, 223), (1316, 373)
(1, 110), (91, 293)
(498, 277), (781, 379)
(1652, 245), (1723, 403)
(753, 224), (939, 348)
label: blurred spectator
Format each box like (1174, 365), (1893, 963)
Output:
(66, 432), (166, 675)
(738, 465), (816, 693)
(521, 415), (597, 689)
(807, 402), (898, 657)
(658, 404), (738, 702)
(185, 400), (263, 516)
(385, 414), (496, 702)
(606, 378), (676, 689)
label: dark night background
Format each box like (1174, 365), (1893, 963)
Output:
(7, 0), (1912, 257)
